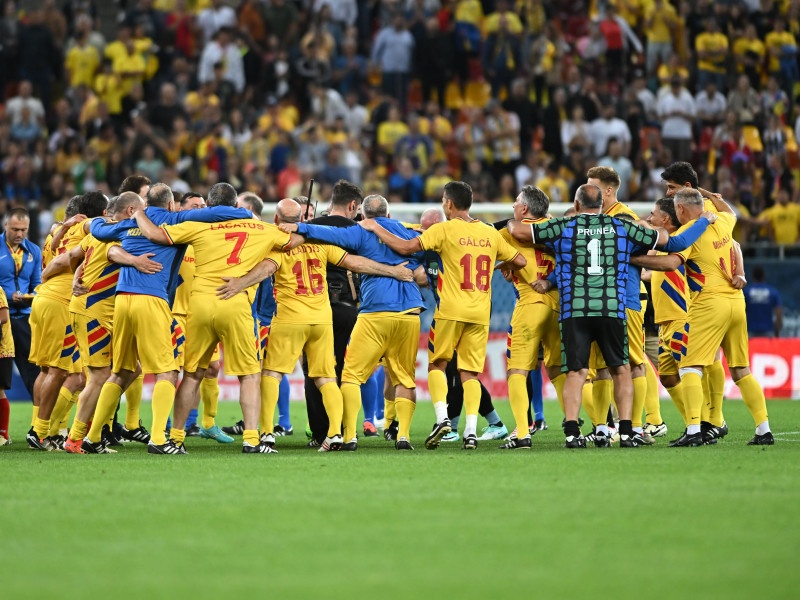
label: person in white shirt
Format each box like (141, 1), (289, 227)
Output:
(314, 0), (358, 26)
(197, 28), (245, 93)
(197, 0), (237, 45)
(695, 81), (727, 128)
(561, 105), (592, 156)
(589, 103), (632, 158)
(5, 81), (45, 127)
(309, 81), (348, 125)
(657, 76), (696, 162)
(598, 137), (634, 201)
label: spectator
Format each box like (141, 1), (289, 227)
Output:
(342, 91), (368, 139)
(727, 74), (762, 125)
(10, 107), (43, 147)
(757, 187), (800, 243)
(744, 266), (783, 338)
(0, 208), (41, 398)
(598, 137), (634, 202)
(763, 112), (788, 163)
(377, 105), (409, 158)
(64, 22), (99, 89)
(394, 113), (433, 174)
(589, 103), (632, 159)
(261, 0), (299, 51)
(502, 78), (539, 157)
(515, 151), (545, 190)
(462, 158), (496, 203)
(536, 161), (570, 204)
(493, 173), (516, 203)
(598, 4), (642, 85)
(482, 15), (521, 99)
(197, 0), (237, 45)
(150, 83), (189, 136)
(761, 154), (797, 208)
(542, 87), (566, 158)
(17, 9), (59, 113)
(425, 161), (451, 201)
(371, 13), (415, 112)
(332, 38), (368, 99)
(198, 28), (245, 95)
(561, 104), (591, 156)
(5, 81), (45, 128)
(733, 23), (765, 89)
(695, 80), (727, 129)
(643, 0), (678, 77)
(765, 17), (798, 96)
(134, 143), (164, 183)
(318, 145), (350, 185)
(657, 75), (696, 162)
(413, 16), (453, 110)
(454, 107), (489, 167)
(388, 157), (424, 203)
(309, 80), (348, 126)
(485, 99), (521, 181)
(760, 75), (789, 120)
(695, 17), (729, 91)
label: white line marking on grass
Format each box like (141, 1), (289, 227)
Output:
(772, 431), (800, 436)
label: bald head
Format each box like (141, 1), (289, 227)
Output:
(111, 191), (145, 220)
(420, 208), (445, 231)
(275, 198), (302, 224)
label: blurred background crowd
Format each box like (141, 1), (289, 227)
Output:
(0, 0), (800, 250)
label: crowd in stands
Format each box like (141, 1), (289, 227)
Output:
(1, 0), (800, 247)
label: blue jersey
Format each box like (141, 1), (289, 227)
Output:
(90, 206), (251, 307)
(298, 217), (425, 313)
(744, 282), (781, 333)
(254, 277), (277, 324)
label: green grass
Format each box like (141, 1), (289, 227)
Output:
(3, 399), (800, 599)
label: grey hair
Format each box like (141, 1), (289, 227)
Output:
(519, 185), (549, 218)
(673, 188), (703, 208)
(575, 184), (603, 209)
(362, 194), (389, 218)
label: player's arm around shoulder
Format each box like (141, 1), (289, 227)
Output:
(360, 217), (423, 255)
(133, 209), (171, 244)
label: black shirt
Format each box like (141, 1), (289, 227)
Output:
(307, 214), (360, 304)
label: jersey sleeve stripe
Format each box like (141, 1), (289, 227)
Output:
(333, 252), (348, 266)
(160, 226), (175, 245)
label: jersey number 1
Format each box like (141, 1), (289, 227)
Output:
(587, 239), (604, 275)
(460, 254), (491, 292)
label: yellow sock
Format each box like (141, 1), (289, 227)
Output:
(341, 383), (361, 442)
(395, 398), (415, 440)
(150, 380), (176, 445)
(64, 389), (81, 428)
(737, 374), (769, 426)
(48, 387), (74, 436)
(463, 379), (481, 416)
(680, 371), (703, 427)
(592, 379), (613, 427)
(88, 382), (123, 443)
(508, 374), (530, 438)
(31, 404), (39, 427)
(581, 380), (594, 423)
(125, 374), (144, 429)
(384, 398), (396, 427)
(319, 381), (344, 437)
(707, 359), (725, 427)
(243, 429), (259, 446)
(70, 418), (88, 442)
(33, 416), (50, 439)
(170, 427), (186, 444)
(200, 377), (220, 429)
(552, 373), (566, 415)
(644, 361), (662, 425)
(632, 376), (647, 429)
(259, 375), (280, 436)
(666, 384), (687, 425)
(428, 369), (448, 421)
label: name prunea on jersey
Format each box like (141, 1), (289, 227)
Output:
(577, 226), (614, 236)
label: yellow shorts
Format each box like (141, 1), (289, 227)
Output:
(183, 294), (259, 376)
(428, 318), (489, 374)
(342, 312), (420, 388)
(113, 294), (178, 374)
(264, 320), (335, 378)
(590, 306), (644, 369)
(29, 295), (81, 372)
(658, 320), (688, 376)
(506, 302), (561, 372)
(175, 313), (220, 369)
(72, 313), (113, 369)
(683, 295), (750, 368)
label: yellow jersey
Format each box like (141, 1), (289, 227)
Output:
(695, 32), (729, 73)
(605, 200), (638, 219)
(160, 219), (291, 304)
(0, 288), (14, 358)
(69, 235), (121, 322)
(65, 44), (100, 88)
(765, 31), (797, 72)
(41, 234), (55, 269)
(733, 38), (765, 72)
(173, 245), (196, 316)
(500, 218), (558, 311)
(760, 203), (800, 244)
(677, 212), (741, 300)
(418, 217), (519, 325)
(651, 223), (694, 324)
(38, 221), (89, 305)
(272, 243), (348, 325)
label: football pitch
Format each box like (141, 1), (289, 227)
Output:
(3, 399), (799, 599)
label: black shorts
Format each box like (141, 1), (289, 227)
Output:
(0, 357), (12, 389)
(560, 317), (628, 372)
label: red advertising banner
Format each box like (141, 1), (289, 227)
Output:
(140, 335), (798, 401)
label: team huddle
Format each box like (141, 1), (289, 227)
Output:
(15, 160), (773, 455)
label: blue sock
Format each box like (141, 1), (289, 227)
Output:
(185, 408), (198, 429)
(530, 368), (544, 421)
(166, 416), (172, 430)
(375, 366), (385, 420)
(450, 414), (460, 433)
(484, 410), (501, 426)
(361, 373), (378, 424)
(277, 374), (291, 429)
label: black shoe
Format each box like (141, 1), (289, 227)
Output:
(260, 432), (276, 448)
(462, 433), (478, 450)
(30, 435), (54, 451)
(594, 430), (611, 448)
(243, 441), (278, 453)
(535, 419), (548, 431)
(185, 423), (201, 437)
(26, 427), (38, 449)
(668, 431), (703, 447)
(562, 417), (584, 431)
(747, 431), (774, 446)
(147, 439), (185, 455)
(81, 437), (106, 454)
(499, 436), (531, 450)
(222, 420), (245, 435)
(384, 421), (399, 442)
(102, 425), (123, 448)
(395, 437), (413, 450)
(701, 422), (719, 445)
(342, 439), (358, 451)
(273, 425), (293, 436)
(424, 419), (452, 450)
(620, 432), (652, 448)
(306, 439), (322, 448)
(564, 434), (586, 448)
(49, 434), (66, 451)
(120, 423), (151, 444)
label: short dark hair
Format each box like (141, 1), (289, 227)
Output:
(65, 196), (83, 219)
(330, 179), (363, 207)
(660, 161), (698, 188)
(444, 181), (472, 210)
(207, 182), (237, 207)
(238, 192), (263, 215)
(81, 190), (108, 218)
(519, 185), (549, 218)
(655, 197), (680, 228)
(575, 184), (602, 209)
(5, 207), (30, 222)
(180, 192), (204, 207)
(146, 183), (173, 208)
(118, 175), (151, 195)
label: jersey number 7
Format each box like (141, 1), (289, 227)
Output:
(225, 232), (249, 265)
